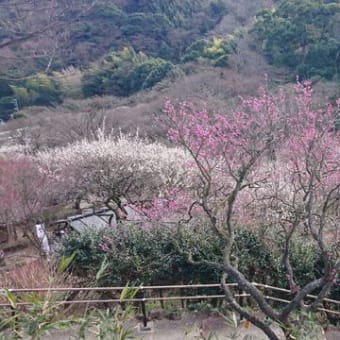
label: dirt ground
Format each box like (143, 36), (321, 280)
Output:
(46, 314), (284, 340)
(45, 312), (340, 340)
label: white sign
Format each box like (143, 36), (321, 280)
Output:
(35, 223), (51, 255)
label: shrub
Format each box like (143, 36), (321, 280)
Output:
(0, 260), (50, 290)
(129, 59), (174, 92)
(0, 289), (78, 339)
(0, 80), (13, 98)
(23, 74), (62, 106)
(181, 36), (236, 66)
(58, 225), (222, 287)
(58, 224), (328, 293)
(11, 73), (62, 107)
(0, 96), (16, 121)
(10, 86), (31, 107)
(235, 229), (277, 284)
(82, 49), (174, 97)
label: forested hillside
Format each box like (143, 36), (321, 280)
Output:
(0, 0), (227, 76)
(0, 0), (339, 136)
(253, 0), (340, 80)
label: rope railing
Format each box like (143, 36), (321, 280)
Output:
(0, 294), (250, 307)
(252, 283), (340, 306)
(0, 282), (339, 317)
(0, 283), (228, 293)
(1, 282), (339, 306)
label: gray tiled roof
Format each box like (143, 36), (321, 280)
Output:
(68, 214), (112, 233)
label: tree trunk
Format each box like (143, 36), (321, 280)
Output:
(222, 281), (281, 340)
(221, 269), (282, 340)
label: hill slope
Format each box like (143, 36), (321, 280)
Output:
(0, 0), (339, 145)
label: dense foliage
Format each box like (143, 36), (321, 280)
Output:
(0, 0), (226, 77)
(65, 0), (227, 65)
(82, 48), (176, 97)
(59, 225), (221, 286)
(11, 74), (62, 107)
(58, 224), (337, 301)
(182, 36), (237, 66)
(252, 0), (340, 80)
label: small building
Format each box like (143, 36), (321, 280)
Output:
(50, 204), (148, 234)
(51, 207), (116, 235)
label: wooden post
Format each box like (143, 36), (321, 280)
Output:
(159, 289), (164, 309)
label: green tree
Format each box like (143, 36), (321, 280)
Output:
(252, 0), (340, 80)
(0, 80), (15, 121)
(182, 36), (237, 66)
(24, 74), (62, 106)
(82, 48), (174, 97)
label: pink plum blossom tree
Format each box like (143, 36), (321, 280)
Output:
(162, 82), (340, 339)
(0, 155), (61, 244)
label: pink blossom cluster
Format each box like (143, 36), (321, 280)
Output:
(161, 82), (340, 237)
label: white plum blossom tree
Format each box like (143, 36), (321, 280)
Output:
(37, 132), (194, 218)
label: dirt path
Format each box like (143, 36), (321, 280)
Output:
(133, 316), (285, 340)
(47, 313), (286, 340)
(46, 313), (340, 340)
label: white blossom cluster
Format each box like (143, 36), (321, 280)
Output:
(36, 133), (194, 204)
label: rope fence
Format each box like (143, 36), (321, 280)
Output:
(1, 282), (339, 318)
